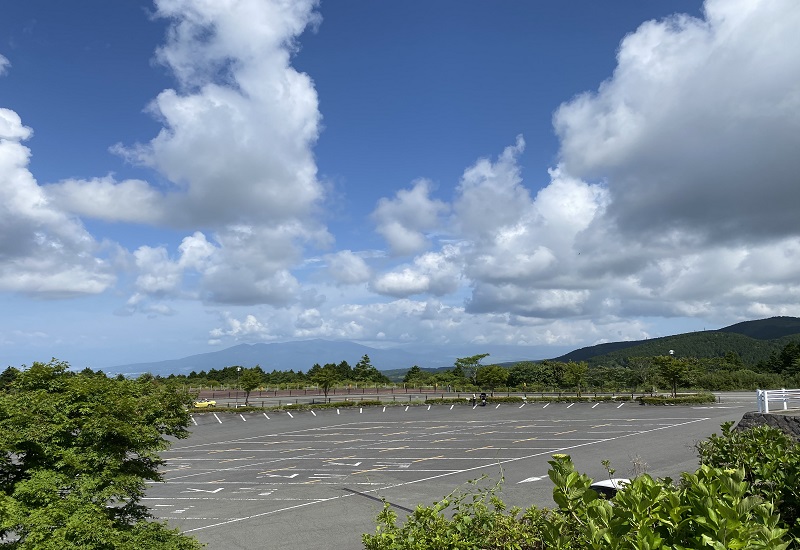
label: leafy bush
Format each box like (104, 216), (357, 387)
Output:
(697, 421), (800, 539)
(363, 450), (791, 549)
(637, 393), (716, 405)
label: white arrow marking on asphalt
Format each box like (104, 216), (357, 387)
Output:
(518, 476), (545, 484)
(327, 461), (362, 467)
(258, 473), (299, 479)
(183, 488), (224, 493)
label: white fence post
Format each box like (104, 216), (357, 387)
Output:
(756, 388), (800, 414)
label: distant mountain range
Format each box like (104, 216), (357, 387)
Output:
(552, 316), (800, 366)
(109, 316), (800, 377)
(109, 339), (569, 377)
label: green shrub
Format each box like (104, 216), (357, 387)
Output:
(637, 393), (716, 405)
(697, 421), (800, 539)
(363, 450), (791, 549)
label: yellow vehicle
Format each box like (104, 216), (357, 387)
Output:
(193, 399), (217, 408)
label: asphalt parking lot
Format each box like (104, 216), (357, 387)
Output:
(145, 398), (750, 550)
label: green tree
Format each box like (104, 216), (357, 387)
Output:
(454, 353), (490, 385)
(312, 363), (339, 400)
(0, 359), (201, 549)
(0, 367), (18, 390)
(563, 361), (588, 397)
(353, 355), (389, 383)
(335, 361), (353, 380)
(239, 368), (263, 406)
(403, 365), (423, 384)
(654, 354), (693, 397)
(475, 365), (509, 395)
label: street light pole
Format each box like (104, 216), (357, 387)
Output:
(236, 366), (242, 407)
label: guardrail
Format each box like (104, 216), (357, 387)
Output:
(756, 388), (800, 413)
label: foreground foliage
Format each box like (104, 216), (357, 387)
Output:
(698, 421), (800, 541)
(0, 360), (202, 549)
(363, 430), (794, 549)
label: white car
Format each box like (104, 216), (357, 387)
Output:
(590, 478), (630, 498)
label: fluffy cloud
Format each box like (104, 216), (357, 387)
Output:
(326, 250), (371, 286)
(41, 0), (327, 308)
(370, 248), (461, 298)
(372, 179), (448, 256)
(554, 0), (800, 245)
(0, 109), (115, 295)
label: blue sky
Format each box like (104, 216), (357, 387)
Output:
(1, 0), (799, 370)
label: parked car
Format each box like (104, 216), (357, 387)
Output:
(590, 478), (630, 498)
(193, 399), (217, 408)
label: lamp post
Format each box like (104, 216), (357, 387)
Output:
(236, 366), (242, 407)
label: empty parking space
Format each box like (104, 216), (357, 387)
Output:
(145, 401), (746, 549)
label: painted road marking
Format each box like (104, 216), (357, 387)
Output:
(239, 414), (247, 421)
(183, 488), (224, 494)
(617, 403), (625, 408)
(518, 476), (545, 483)
(543, 403), (549, 408)
(170, 415), (712, 536)
(213, 413), (222, 424)
(311, 410), (317, 417)
(286, 412), (294, 418)
(519, 403), (525, 408)
(592, 403), (599, 409)
(263, 413), (270, 419)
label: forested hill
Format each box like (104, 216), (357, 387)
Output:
(552, 316), (800, 366)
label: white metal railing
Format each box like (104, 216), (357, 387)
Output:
(756, 388), (800, 413)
